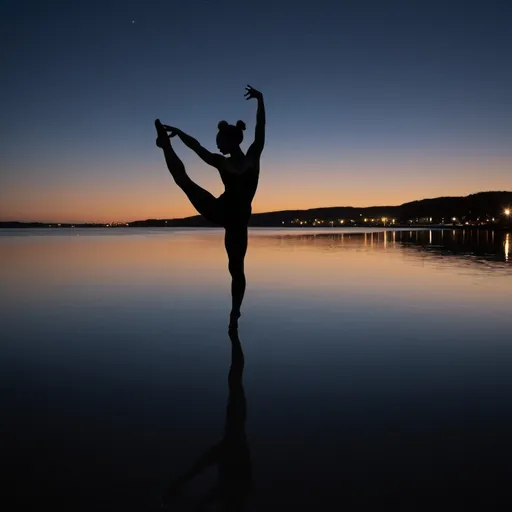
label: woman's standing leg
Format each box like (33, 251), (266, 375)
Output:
(224, 226), (248, 330)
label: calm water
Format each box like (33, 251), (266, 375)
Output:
(2, 228), (511, 510)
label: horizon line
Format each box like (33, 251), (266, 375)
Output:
(1, 189), (510, 225)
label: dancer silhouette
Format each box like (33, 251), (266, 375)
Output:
(162, 329), (251, 510)
(155, 85), (265, 330)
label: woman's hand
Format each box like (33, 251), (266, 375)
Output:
(162, 125), (180, 137)
(244, 85), (263, 101)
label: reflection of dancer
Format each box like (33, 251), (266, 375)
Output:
(155, 85), (265, 330)
(163, 330), (251, 510)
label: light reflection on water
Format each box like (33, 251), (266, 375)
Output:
(1, 227), (511, 509)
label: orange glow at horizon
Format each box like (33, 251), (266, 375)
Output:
(1, 154), (511, 223)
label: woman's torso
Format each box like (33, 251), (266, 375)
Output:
(217, 155), (260, 208)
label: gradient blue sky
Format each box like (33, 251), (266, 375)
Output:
(1, 0), (511, 222)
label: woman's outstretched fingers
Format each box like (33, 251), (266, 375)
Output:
(244, 85), (262, 100)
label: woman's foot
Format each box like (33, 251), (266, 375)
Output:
(155, 119), (170, 148)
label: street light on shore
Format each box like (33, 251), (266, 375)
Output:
(505, 208), (511, 217)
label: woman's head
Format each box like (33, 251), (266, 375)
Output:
(216, 120), (246, 155)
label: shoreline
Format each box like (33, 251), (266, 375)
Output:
(0, 223), (510, 231)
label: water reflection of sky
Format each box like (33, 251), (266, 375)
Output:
(1, 228), (511, 509)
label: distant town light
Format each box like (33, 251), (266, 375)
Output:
(452, 217), (457, 222)
(505, 208), (511, 216)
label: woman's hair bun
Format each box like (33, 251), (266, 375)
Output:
(218, 120), (229, 131)
(236, 120), (246, 131)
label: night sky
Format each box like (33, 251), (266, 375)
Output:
(1, 0), (511, 222)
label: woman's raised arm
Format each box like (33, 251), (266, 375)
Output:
(244, 85), (265, 157)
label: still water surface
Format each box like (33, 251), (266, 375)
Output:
(1, 228), (511, 509)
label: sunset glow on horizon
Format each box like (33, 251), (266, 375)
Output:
(2, 154), (510, 223)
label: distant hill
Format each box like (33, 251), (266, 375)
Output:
(128, 191), (512, 227)
(2, 191), (511, 228)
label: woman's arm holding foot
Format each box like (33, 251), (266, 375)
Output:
(163, 125), (224, 169)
